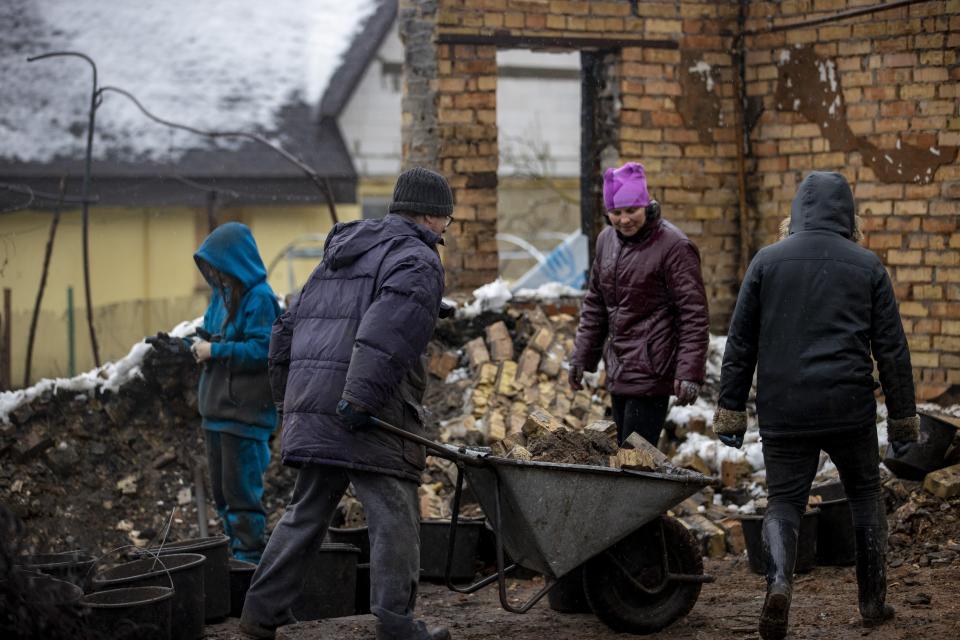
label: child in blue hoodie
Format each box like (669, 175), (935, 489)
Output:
(192, 222), (281, 563)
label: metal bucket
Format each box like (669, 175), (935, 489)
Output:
(92, 553), (205, 640)
(137, 535), (230, 621)
(883, 412), (958, 480)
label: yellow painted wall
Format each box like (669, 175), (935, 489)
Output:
(0, 203), (358, 388)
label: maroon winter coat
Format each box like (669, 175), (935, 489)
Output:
(571, 221), (709, 397)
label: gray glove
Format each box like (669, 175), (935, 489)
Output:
(673, 379), (701, 406)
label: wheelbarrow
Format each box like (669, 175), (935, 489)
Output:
(370, 416), (717, 635)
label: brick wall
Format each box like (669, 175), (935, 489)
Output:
(744, 0), (960, 399)
(403, 0), (960, 398)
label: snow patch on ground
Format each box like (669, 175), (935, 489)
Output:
(0, 317), (202, 424)
(1, 0), (377, 162)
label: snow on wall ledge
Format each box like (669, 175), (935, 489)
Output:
(0, 318), (201, 424)
(0, 0), (377, 163)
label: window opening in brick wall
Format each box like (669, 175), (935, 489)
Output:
(496, 49), (584, 288)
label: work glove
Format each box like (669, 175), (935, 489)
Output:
(713, 406), (747, 449)
(887, 415), (920, 443)
(718, 433), (744, 449)
(568, 364), (584, 391)
(145, 332), (191, 356)
(438, 301), (456, 319)
(673, 379), (701, 406)
(336, 399), (372, 430)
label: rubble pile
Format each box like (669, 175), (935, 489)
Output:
(428, 304), (613, 445)
(0, 329), (298, 556)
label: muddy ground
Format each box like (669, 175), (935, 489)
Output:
(204, 557), (960, 640)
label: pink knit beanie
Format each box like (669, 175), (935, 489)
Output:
(603, 162), (651, 211)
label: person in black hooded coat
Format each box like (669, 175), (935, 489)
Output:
(240, 167), (453, 640)
(713, 172), (920, 639)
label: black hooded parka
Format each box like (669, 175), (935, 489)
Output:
(718, 171), (916, 437)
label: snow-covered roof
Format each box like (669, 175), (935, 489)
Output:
(0, 0), (378, 164)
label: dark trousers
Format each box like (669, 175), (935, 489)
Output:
(762, 425), (886, 531)
(204, 431), (270, 563)
(610, 394), (670, 446)
(242, 465), (429, 639)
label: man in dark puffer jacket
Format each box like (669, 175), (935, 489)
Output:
(713, 171), (920, 639)
(240, 168), (452, 640)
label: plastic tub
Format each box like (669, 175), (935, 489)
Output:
(82, 586), (173, 640)
(355, 562), (371, 615)
(546, 564), (591, 614)
(815, 498), (856, 566)
(419, 518), (484, 582)
(92, 553), (205, 640)
(291, 543), (359, 621)
(137, 535), (230, 621)
(16, 551), (97, 591)
(740, 509), (820, 575)
(229, 558), (257, 618)
(327, 526), (370, 564)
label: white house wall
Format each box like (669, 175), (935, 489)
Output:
(339, 24), (581, 179)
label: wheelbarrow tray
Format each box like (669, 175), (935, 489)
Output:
(461, 454), (713, 580)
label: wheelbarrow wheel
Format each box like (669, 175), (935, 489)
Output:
(582, 515), (703, 635)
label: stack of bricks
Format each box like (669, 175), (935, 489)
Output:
(402, 0), (960, 398)
(744, 0), (960, 399)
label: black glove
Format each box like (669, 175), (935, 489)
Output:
(336, 399), (372, 430)
(568, 364), (584, 391)
(718, 433), (744, 449)
(439, 301), (456, 319)
(145, 332), (191, 356)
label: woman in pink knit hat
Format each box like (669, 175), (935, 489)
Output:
(569, 162), (710, 446)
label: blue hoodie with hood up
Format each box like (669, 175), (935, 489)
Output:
(194, 222), (281, 440)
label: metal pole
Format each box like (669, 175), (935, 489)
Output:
(733, 3), (751, 281)
(24, 178), (66, 387)
(743, 0), (933, 35)
(580, 50), (602, 278)
(2, 289), (11, 389)
(67, 287), (75, 377)
(28, 52), (103, 368)
(193, 456), (209, 539)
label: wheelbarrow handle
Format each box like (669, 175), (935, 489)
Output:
(368, 415), (482, 465)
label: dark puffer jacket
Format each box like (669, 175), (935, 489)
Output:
(571, 219), (709, 396)
(268, 214), (445, 482)
(718, 171), (916, 437)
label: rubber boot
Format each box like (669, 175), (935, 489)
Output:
(855, 527), (895, 627)
(758, 518), (798, 640)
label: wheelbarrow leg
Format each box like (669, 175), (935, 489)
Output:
(443, 466), (558, 612)
(445, 464), (519, 594)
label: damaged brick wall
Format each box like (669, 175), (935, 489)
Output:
(405, 0), (743, 326)
(402, 0), (960, 398)
(744, 0), (960, 399)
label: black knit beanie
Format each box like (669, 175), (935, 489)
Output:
(388, 167), (454, 217)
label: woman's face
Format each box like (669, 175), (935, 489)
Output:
(606, 206), (645, 237)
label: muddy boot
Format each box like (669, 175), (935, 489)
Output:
(856, 527), (895, 627)
(758, 518), (797, 640)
